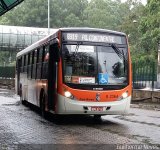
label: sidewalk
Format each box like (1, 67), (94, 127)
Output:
(131, 102), (160, 111)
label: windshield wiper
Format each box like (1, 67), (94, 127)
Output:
(122, 49), (126, 73)
(72, 43), (80, 61)
(111, 44), (123, 59)
(111, 44), (128, 72)
(74, 44), (79, 54)
(74, 42), (82, 55)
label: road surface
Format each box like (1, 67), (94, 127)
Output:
(0, 88), (159, 150)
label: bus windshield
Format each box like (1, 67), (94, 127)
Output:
(62, 44), (128, 87)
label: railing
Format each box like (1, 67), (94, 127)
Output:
(0, 66), (15, 79)
(0, 61), (158, 89)
(132, 61), (157, 89)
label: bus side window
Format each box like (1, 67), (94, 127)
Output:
(50, 43), (60, 62)
(24, 55), (27, 73)
(21, 56), (24, 73)
(27, 53), (31, 78)
(17, 57), (22, 73)
(32, 50), (37, 79)
(19, 57), (22, 73)
(35, 49), (39, 79)
(31, 51), (35, 79)
(42, 45), (49, 79)
(37, 47), (43, 79)
(28, 52), (32, 79)
(25, 54), (28, 73)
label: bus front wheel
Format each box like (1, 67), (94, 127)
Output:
(40, 90), (46, 117)
(19, 84), (25, 105)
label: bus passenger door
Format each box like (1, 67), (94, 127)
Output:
(48, 43), (59, 111)
(17, 58), (22, 95)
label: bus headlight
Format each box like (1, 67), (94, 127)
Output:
(64, 91), (74, 99)
(118, 91), (128, 101)
(122, 91), (128, 99)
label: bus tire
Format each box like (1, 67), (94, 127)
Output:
(40, 90), (46, 118)
(21, 99), (25, 105)
(19, 84), (25, 105)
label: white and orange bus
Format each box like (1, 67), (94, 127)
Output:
(16, 28), (132, 118)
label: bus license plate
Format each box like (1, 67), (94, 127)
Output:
(91, 106), (104, 111)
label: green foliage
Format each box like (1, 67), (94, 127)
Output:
(0, 0), (133, 30)
(139, 0), (160, 52)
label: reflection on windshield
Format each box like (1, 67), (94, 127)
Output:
(62, 44), (128, 85)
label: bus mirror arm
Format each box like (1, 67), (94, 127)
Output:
(55, 38), (60, 62)
(50, 41), (60, 62)
(55, 47), (60, 62)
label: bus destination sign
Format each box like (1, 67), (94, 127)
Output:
(63, 32), (126, 44)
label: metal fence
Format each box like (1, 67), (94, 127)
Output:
(0, 61), (158, 88)
(132, 61), (157, 89)
(0, 25), (56, 52)
(0, 66), (15, 79)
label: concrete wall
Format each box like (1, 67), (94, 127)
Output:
(0, 78), (15, 89)
(0, 79), (160, 104)
(132, 89), (160, 103)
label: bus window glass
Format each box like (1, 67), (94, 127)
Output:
(32, 50), (37, 79)
(44, 46), (49, 62)
(41, 46), (49, 79)
(19, 57), (22, 72)
(35, 49), (39, 79)
(24, 55), (27, 72)
(32, 51), (35, 65)
(21, 56), (24, 72)
(36, 49), (39, 63)
(37, 47), (43, 79)
(34, 50), (37, 64)
(27, 53), (30, 66)
(62, 44), (128, 85)
(31, 51), (35, 78)
(24, 55), (26, 66)
(22, 56), (24, 67)
(28, 52), (32, 78)
(97, 46), (127, 84)
(26, 54), (28, 66)
(39, 47), (44, 63)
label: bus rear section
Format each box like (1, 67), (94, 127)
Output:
(56, 29), (132, 115)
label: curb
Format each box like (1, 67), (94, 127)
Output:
(131, 103), (160, 111)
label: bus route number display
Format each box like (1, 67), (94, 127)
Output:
(63, 32), (126, 44)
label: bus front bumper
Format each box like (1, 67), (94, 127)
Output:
(56, 95), (131, 115)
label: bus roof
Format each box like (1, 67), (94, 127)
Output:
(16, 29), (59, 58)
(60, 27), (126, 36)
(16, 27), (126, 58)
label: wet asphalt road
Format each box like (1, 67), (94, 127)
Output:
(0, 88), (160, 150)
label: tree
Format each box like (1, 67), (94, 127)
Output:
(0, 0), (88, 28)
(83, 0), (124, 30)
(139, 0), (160, 52)
(118, 0), (145, 47)
(0, 0), (48, 27)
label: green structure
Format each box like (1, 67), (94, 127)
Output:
(0, 0), (24, 16)
(0, 25), (51, 52)
(132, 61), (157, 89)
(0, 25), (55, 78)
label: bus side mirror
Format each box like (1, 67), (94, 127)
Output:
(55, 38), (60, 62)
(54, 46), (60, 62)
(50, 39), (60, 62)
